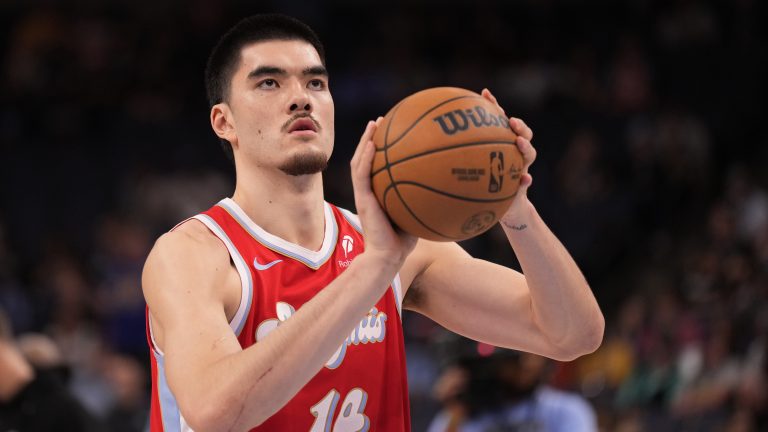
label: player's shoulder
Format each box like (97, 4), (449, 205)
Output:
(158, 219), (224, 254)
(144, 219), (230, 281)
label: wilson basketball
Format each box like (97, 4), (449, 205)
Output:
(371, 87), (523, 241)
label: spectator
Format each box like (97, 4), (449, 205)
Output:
(0, 307), (103, 432)
(429, 348), (597, 432)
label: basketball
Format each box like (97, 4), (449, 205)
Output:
(371, 87), (524, 242)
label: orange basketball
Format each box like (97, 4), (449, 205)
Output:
(371, 87), (523, 242)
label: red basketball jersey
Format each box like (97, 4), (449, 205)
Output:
(146, 198), (411, 431)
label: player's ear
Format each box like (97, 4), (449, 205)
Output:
(211, 103), (238, 147)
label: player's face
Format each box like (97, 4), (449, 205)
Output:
(223, 39), (334, 176)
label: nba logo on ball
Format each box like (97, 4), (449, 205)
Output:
(489, 152), (504, 193)
(371, 87), (523, 242)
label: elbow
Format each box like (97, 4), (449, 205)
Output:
(181, 399), (231, 432)
(580, 313), (605, 356)
(551, 312), (605, 362)
(181, 394), (269, 432)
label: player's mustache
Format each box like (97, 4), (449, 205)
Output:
(281, 114), (321, 132)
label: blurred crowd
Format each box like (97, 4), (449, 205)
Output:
(1, 0), (766, 431)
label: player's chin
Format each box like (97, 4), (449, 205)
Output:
(278, 150), (329, 176)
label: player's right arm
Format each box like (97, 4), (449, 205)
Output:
(143, 119), (414, 432)
(143, 224), (402, 431)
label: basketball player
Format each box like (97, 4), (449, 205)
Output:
(141, 14), (604, 432)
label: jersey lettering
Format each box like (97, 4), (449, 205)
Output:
(256, 303), (388, 370)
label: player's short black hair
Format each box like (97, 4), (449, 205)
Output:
(204, 14), (326, 163)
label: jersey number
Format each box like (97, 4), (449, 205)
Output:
(310, 388), (370, 432)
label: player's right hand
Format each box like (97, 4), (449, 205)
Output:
(350, 118), (417, 268)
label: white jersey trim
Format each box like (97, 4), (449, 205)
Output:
(218, 198), (338, 270)
(149, 214), (253, 355)
(147, 314), (165, 356)
(338, 207), (363, 233)
(153, 350), (196, 432)
(392, 273), (403, 318)
(193, 214), (253, 337)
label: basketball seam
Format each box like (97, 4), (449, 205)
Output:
(371, 140), (519, 177)
(383, 106), (455, 241)
(382, 186), (459, 241)
(377, 94), (486, 151)
(382, 181), (518, 203)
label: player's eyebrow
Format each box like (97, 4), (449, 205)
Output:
(247, 66), (287, 79)
(247, 65), (328, 80)
(303, 65), (328, 77)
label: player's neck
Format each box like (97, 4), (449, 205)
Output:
(231, 169), (326, 251)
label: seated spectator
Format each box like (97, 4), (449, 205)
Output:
(428, 347), (597, 432)
(0, 307), (103, 432)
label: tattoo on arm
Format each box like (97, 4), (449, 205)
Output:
(503, 221), (528, 231)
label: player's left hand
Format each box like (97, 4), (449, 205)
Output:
(350, 117), (417, 267)
(481, 88), (536, 224)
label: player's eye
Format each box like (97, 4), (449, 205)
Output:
(258, 79), (279, 89)
(308, 79), (326, 90)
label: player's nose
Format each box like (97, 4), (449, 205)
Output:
(287, 82), (312, 114)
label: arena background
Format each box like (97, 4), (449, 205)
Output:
(1, 0), (766, 430)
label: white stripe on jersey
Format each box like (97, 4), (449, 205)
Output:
(193, 214), (254, 336)
(218, 198), (339, 269)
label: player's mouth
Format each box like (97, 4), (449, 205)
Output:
(286, 117), (319, 136)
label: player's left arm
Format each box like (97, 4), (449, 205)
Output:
(400, 90), (604, 361)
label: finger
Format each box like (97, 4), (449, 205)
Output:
(517, 173), (534, 195)
(516, 136), (537, 168)
(351, 140), (383, 218)
(481, 88), (494, 102)
(351, 120), (377, 166)
(509, 117), (533, 141)
(481, 88), (506, 116)
(351, 140), (378, 206)
(354, 140), (376, 188)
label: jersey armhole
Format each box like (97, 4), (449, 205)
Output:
(191, 214), (254, 337)
(147, 215), (254, 356)
(147, 311), (164, 356)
